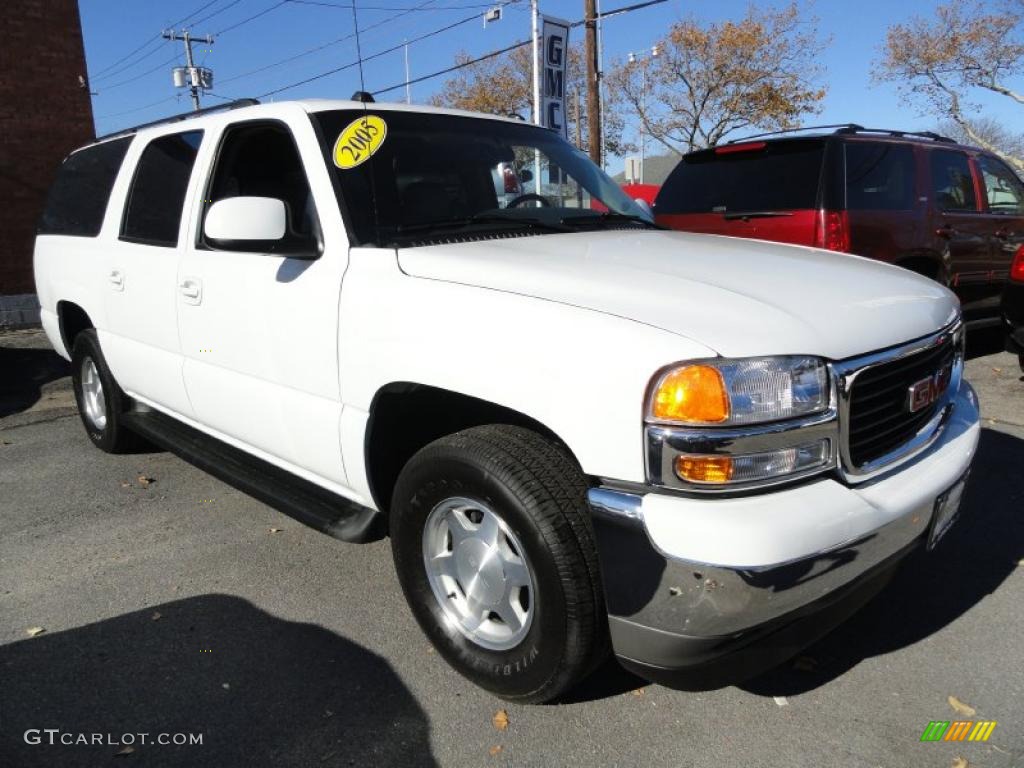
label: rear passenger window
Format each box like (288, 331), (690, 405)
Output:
(845, 143), (914, 210)
(979, 155), (1024, 215)
(121, 131), (203, 247)
(929, 150), (977, 212)
(38, 136), (133, 237)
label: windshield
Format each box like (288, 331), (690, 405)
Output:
(312, 109), (652, 246)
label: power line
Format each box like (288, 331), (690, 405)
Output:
(373, 38), (529, 95)
(217, 0), (440, 88)
(99, 51), (183, 91)
(254, 0), (520, 98)
(288, 0), (499, 9)
(88, 0), (227, 81)
(215, 0), (290, 34)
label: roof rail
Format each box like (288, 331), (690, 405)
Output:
(94, 98), (261, 143)
(726, 123), (954, 144)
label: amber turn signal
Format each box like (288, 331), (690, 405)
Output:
(650, 365), (729, 423)
(675, 455), (734, 484)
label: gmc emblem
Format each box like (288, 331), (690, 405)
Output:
(907, 364), (953, 413)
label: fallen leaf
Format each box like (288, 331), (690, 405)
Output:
(489, 745), (503, 757)
(151, 612), (162, 621)
(948, 695), (976, 717)
(773, 696), (789, 707)
(26, 627), (45, 637)
(136, 475), (153, 488)
(323, 709), (334, 719)
(951, 757), (969, 768)
(222, 682), (231, 690)
(492, 709), (509, 731)
(268, 527), (282, 534)
(992, 368), (1002, 374)
(114, 745), (135, 757)
(631, 688), (645, 697)
(793, 655), (818, 672)
(120, 481), (130, 488)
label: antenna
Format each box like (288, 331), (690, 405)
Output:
(351, 0), (367, 95)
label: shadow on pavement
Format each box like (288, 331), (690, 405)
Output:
(0, 594), (436, 767)
(0, 345), (70, 418)
(965, 326), (1006, 361)
(742, 427), (1024, 697)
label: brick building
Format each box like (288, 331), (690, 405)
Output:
(1, 0), (94, 327)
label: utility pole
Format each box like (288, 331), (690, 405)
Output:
(403, 40), (411, 104)
(584, 0), (601, 166)
(163, 28), (214, 111)
(628, 45), (659, 183)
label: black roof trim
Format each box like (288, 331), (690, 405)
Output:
(726, 123), (955, 145)
(93, 98), (261, 144)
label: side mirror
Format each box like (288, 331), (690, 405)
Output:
(633, 198), (654, 218)
(204, 197), (287, 242)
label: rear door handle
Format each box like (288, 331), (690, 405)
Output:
(994, 227), (1010, 239)
(179, 278), (202, 304)
(109, 269), (124, 291)
(935, 226), (957, 239)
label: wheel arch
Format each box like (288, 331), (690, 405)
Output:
(364, 382), (583, 514)
(894, 250), (948, 283)
(57, 300), (96, 354)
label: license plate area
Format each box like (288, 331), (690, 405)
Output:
(928, 472), (969, 550)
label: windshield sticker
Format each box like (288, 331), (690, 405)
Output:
(333, 115), (387, 170)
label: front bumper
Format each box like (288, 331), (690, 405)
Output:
(589, 382), (980, 688)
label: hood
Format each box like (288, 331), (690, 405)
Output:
(397, 230), (960, 360)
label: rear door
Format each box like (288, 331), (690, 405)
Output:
(103, 129), (203, 416)
(653, 138), (826, 245)
(175, 116), (349, 486)
(926, 148), (994, 317)
(843, 140), (920, 262)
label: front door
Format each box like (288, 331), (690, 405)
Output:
(977, 154), (1024, 314)
(175, 118), (349, 487)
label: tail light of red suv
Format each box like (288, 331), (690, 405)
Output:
(814, 210), (850, 253)
(1011, 245), (1024, 282)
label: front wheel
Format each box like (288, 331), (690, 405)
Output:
(390, 425), (606, 703)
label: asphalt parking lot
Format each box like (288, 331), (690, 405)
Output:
(1, 328), (1022, 768)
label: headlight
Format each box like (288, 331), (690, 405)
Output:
(648, 356), (830, 426)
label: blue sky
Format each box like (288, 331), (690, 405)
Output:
(80, 0), (1021, 172)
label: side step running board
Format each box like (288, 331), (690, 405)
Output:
(122, 410), (386, 544)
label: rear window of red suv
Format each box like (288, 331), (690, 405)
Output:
(654, 139), (825, 215)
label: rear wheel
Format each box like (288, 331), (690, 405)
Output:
(390, 424), (606, 703)
(71, 330), (143, 453)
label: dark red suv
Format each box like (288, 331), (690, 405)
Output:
(653, 124), (1024, 328)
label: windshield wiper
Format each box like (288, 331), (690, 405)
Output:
(721, 210), (794, 221)
(559, 211), (662, 229)
(394, 213), (572, 236)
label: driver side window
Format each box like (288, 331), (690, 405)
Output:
(202, 121), (321, 250)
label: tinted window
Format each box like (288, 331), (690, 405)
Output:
(929, 149), (976, 212)
(311, 110), (647, 246)
(979, 155), (1024, 215)
(203, 122), (320, 251)
(121, 131), (203, 246)
(655, 140), (825, 215)
(38, 136), (133, 237)
(844, 142), (915, 210)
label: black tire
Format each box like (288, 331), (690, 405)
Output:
(71, 330), (143, 453)
(390, 424), (607, 703)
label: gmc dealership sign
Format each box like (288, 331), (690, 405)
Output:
(541, 16), (570, 139)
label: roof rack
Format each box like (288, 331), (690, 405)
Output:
(726, 123), (955, 144)
(93, 98), (261, 143)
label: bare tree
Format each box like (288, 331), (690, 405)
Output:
(876, 0), (1024, 170)
(604, 2), (829, 155)
(936, 117), (1024, 166)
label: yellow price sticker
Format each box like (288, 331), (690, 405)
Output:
(332, 115), (387, 170)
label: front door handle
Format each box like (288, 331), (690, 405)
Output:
(109, 269), (124, 291)
(994, 227), (1010, 240)
(179, 278), (202, 304)
(935, 225), (957, 239)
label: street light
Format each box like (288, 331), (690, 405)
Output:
(627, 44), (659, 184)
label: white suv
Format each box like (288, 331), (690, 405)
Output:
(34, 98), (980, 702)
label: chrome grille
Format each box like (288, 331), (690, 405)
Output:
(835, 321), (963, 478)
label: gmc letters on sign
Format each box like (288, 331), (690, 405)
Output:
(541, 16), (570, 140)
